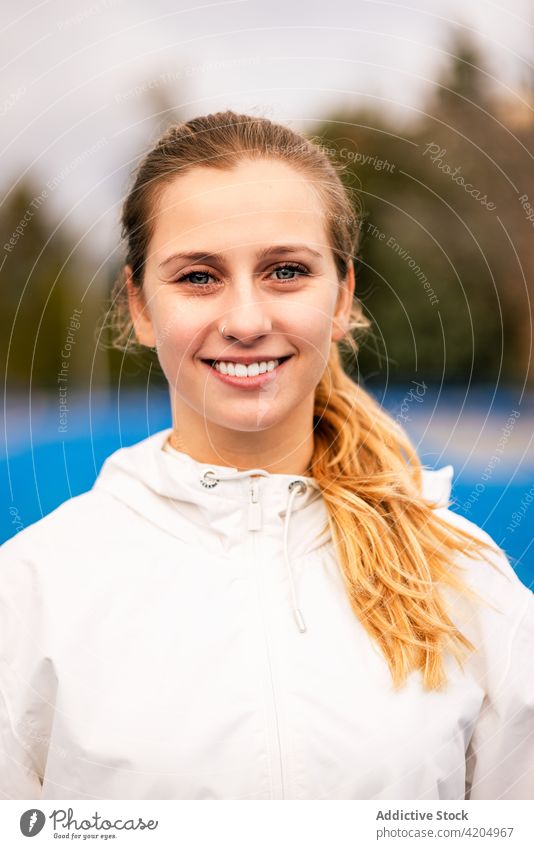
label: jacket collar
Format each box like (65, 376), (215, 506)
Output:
(93, 427), (454, 527)
(94, 427), (322, 515)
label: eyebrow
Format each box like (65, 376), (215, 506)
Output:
(157, 244), (323, 271)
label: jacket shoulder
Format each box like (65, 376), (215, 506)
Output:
(1, 488), (120, 561)
(433, 504), (533, 629)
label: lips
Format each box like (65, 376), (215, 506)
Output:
(199, 354), (293, 389)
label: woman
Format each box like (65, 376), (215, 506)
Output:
(1, 110), (533, 801)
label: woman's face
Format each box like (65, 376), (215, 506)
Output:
(126, 158), (354, 444)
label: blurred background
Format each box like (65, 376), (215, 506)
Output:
(1, 0), (533, 587)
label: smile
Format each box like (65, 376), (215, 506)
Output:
(200, 356), (293, 388)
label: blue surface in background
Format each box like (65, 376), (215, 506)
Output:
(2, 385), (533, 590)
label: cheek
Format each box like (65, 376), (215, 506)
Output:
(151, 292), (214, 355)
(291, 300), (335, 360)
(151, 307), (198, 378)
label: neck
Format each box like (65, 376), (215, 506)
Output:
(167, 428), (315, 476)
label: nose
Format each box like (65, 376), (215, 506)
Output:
(219, 276), (273, 345)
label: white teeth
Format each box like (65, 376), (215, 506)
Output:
(214, 359), (281, 377)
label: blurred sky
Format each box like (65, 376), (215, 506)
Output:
(2, 0), (534, 260)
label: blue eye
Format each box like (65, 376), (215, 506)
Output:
(177, 270), (217, 286)
(175, 262), (309, 287)
(271, 263), (309, 281)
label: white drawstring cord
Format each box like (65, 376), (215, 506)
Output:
(283, 481), (308, 633)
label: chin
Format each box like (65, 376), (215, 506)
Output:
(210, 410), (285, 433)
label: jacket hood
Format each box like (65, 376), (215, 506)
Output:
(93, 427), (454, 510)
(93, 427), (454, 633)
(93, 427), (326, 541)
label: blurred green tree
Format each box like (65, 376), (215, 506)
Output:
(315, 31), (534, 386)
(0, 181), (108, 393)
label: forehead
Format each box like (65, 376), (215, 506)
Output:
(149, 159), (330, 256)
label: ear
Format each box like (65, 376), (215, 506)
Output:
(331, 259), (356, 342)
(125, 265), (157, 348)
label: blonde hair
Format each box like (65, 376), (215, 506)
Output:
(104, 109), (507, 691)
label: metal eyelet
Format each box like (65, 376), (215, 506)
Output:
(288, 479), (307, 495)
(200, 471), (219, 489)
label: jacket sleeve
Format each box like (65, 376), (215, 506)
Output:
(465, 590), (534, 799)
(0, 542), (56, 799)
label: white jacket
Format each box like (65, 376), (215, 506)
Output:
(1, 427), (533, 800)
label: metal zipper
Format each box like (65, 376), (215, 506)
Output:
(249, 477), (285, 799)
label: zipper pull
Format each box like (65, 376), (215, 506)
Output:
(248, 476), (262, 531)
